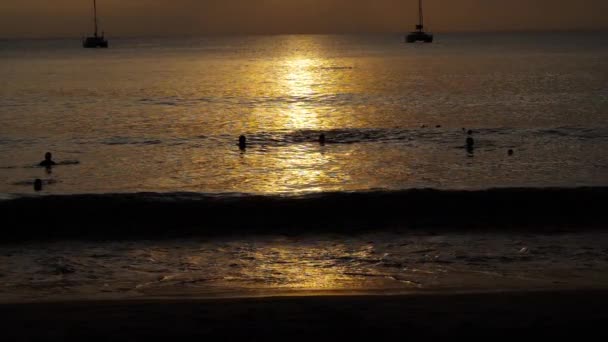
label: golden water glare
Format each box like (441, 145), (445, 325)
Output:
(237, 49), (354, 194)
(282, 58), (321, 130)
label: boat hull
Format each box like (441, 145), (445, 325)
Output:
(83, 37), (108, 48)
(406, 32), (434, 43)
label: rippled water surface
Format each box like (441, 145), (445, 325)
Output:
(2, 232), (608, 302)
(1, 33), (608, 194)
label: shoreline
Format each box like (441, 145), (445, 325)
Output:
(2, 284), (605, 304)
(2, 289), (608, 339)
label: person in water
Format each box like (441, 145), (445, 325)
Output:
(319, 133), (326, 146)
(39, 152), (56, 167)
(34, 179), (43, 192)
(466, 137), (475, 151)
(238, 135), (247, 150)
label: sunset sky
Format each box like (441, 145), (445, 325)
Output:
(1, 0), (607, 37)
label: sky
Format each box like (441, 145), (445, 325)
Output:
(1, 0), (607, 37)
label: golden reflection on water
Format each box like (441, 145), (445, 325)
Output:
(240, 245), (392, 291)
(242, 146), (352, 194)
(241, 46), (353, 194)
(282, 58), (321, 130)
(133, 36), (362, 194)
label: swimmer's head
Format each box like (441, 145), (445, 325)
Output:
(45, 152), (52, 161)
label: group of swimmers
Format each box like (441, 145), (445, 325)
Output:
(34, 130), (514, 191)
(34, 152), (57, 191)
(238, 129), (515, 156)
(463, 129), (514, 156)
(238, 133), (328, 150)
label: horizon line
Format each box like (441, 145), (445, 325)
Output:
(1, 28), (608, 40)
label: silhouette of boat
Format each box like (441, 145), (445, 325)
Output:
(83, 0), (108, 48)
(406, 0), (433, 43)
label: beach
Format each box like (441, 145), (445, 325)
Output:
(3, 291), (608, 340)
(3, 189), (607, 340)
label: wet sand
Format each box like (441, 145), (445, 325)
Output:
(2, 290), (608, 340)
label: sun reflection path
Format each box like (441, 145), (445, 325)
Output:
(238, 55), (354, 194)
(241, 145), (350, 194)
(238, 244), (395, 291)
(282, 57), (321, 130)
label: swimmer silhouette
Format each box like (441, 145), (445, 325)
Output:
(238, 135), (247, 150)
(34, 179), (43, 192)
(467, 130), (474, 136)
(508, 149), (514, 156)
(466, 137), (475, 151)
(319, 133), (326, 146)
(39, 152), (56, 168)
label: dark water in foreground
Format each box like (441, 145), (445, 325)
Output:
(1, 188), (607, 302)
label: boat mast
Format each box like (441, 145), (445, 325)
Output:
(93, 0), (98, 37)
(417, 0), (424, 32)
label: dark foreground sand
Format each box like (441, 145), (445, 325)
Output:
(2, 290), (608, 341)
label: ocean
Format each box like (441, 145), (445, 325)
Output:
(1, 32), (607, 194)
(1, 32), (608, 302)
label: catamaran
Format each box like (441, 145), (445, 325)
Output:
(406, 0), (433, 43)
(83, 0), (108, 48)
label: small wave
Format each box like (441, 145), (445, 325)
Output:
(237, 128), (440, 147)
(0, 137), (38, 146)
(102, 137), (163, 146)
(319, 66), (353, 70)
(48, 127), (608, 151)
(387, 276), (423, 287)
(460, 255), (531, 265)
(36, 256), (77, 275)
(138, 96), (213, 107)
(21, 161), (80, 169)
(536, 127), (608, 140)
(57, 160), (80, 166)
(1, 187), (606, 240)
(0, 194), (17, 201)
(12, 179), (58, 186)
(229, 126), (586, 148)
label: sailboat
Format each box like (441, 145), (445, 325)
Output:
(406, 0), (433, 43)
(83, 0), (108, 48)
